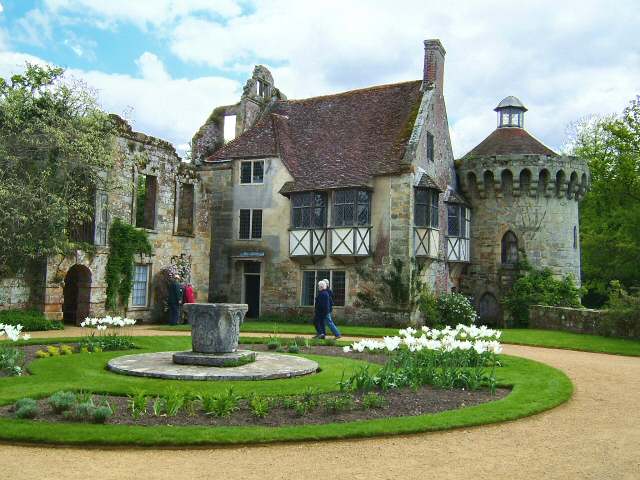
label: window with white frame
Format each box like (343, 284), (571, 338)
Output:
(301, 270), (346, 307)
(240, 160), (264, 184)
(131, 264), (150, 307)
(239, 209), (262, 239)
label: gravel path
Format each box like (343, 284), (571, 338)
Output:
(2, 336), (639, 479)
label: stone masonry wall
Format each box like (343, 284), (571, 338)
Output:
(0, 277), (31, 311)
(529, 305), (640, 339)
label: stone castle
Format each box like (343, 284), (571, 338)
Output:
(0, 39), (589, 326)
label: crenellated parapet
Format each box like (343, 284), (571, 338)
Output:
(457, 154), (590, 201)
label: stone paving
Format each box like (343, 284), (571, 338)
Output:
(107, 350), (319, 381)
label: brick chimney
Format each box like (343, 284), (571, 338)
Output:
(422, 39), (446, 93)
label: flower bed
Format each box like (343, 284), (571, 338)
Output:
(0, 323), (31, 376)
(79, 316), (137, 351)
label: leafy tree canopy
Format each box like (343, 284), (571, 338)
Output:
(0, 63), (117, 276)
(570, 96), (640, 305)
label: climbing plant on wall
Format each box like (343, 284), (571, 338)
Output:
(105, 219), (152, 310)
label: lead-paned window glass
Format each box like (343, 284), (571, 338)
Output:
(331, 271), (346, 306)
(301, 271), (316, 306)
(132, 264), (149, 307)
(240, 160), (264, 184)
(333, 190), (370, 227)
(239, 209), (251, 239)
(447, 204), (460, 236)
(291, 192), (326, 228)
(95, 192), (108, 246)
(251, 209), (262, 239)
(414, 188), (439, 228)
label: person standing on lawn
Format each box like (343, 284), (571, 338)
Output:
(167, 273), (183, 326)
(321, 279), (341, 339)
(313, 281), (331, 339)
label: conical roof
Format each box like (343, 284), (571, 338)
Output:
(464, 128), (557, 157)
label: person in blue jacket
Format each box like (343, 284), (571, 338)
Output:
(313, 281), (331, 339)
(321, 278), (341, 338)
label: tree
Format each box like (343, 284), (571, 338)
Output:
(570, 97), (640, 306)
(0, 64), (117, 277)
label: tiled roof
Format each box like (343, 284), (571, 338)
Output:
(415, 172), (442, 191)
(207, 81), (424, 192)
(464, 127), (557, 157)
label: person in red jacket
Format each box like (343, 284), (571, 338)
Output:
(183, 283), (196, 304)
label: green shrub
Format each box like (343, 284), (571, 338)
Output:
(0, 345), (24, 376)
(287, 342), (300, 353)
(323, 394), (354, 413)
(128, 391), (148, 419)
(48, 391), (76, 413)
(0, 309), (63, 331)
(15, 398), (39, 419)
(164, 390), (185, 417)
(201, 388), (241, 417)
(436, 292), (478, 327)
(60, 345), (74, 355)
(503, 260), (583, 327)
(362, 392), (386, 409)
(249, 395), (270, 418)
(35, 350), (50, 358)
(266, 336), (280, 350)
(73, 402), (97, 420)
(417, 287), (439, 327)
(600, 281), (640, 338)
(79, 333), (136, 352)
(92, 406), (113, 424)
(15, 398), (37, 411)
(46, 346), (60, 356)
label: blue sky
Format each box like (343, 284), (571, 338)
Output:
(0, 0), (639, 157)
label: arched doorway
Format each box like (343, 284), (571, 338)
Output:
(478, 292), (500, 326)
(63, 265), (92, 325)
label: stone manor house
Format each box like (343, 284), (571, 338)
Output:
(0, 38), (589, 326)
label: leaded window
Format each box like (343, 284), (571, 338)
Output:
(291, 192), (327, 228)
(132, 264), (150, 307)
(501, 231), (519, 265)
(447, 204), (470, 239)
(240, 160), (264, 184)
(414, 188), (439, 228)
(239, 209), (262, 240)
(426, 132), (435, 162)
(333, 189), (371, 227)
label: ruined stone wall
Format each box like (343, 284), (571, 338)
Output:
(529, 305), (640, 339)
(0, 277), (31, 311)
(41, 129), (211, 323)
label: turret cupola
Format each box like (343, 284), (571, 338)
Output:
(495, 96), (527, 128)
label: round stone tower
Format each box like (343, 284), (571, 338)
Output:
(456, 97), (590, 325)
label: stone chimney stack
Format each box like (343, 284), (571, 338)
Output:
(422, 39), (446, 93)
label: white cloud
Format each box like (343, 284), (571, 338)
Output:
(0, 2), (4, 14)
(0, 50), (240, 157)
(15, 9), (54, 47)
(43, 0), (242, 29)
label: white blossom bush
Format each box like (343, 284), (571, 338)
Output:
(79, 316), (137, 352)
(436, 293), (478, 327)
(0, 323), (31, 376)
(342, 324), (502, 393)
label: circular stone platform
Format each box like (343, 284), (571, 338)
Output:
(107, 351), (319, 381)
(173, 350), (256, 367)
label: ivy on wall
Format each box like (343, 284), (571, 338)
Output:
(105, 218), (152, 311)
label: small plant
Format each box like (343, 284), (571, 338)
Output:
(164, 390), (185, 417)
(60, 345), (74, 355)
(70, 402), (97, 420)
(202, 388), (241, 417)
(293, 336), (309, 349)
(92, 405), (113, 424)
(46, 345), (61, 356)
(76, 390), (93, 404)
(287, 342), (300, 354)
(184, 396), (199, 417)
(128, 391), (148, 419)
(80, 346), (90, 354)
(281, 397), (297, 410)
(152, 396), (166, 416)
(0, 345), (25, 376)
(15, 398), (38, 419)
(323, 394), (354, 413)
(35, 350), (50, 359)
(266, 336), (280, 350)
(48, 391), (76, 414)
(293, 400), (312, 416)
(362, 392), (386, 409)
(249, 395), (270, 419)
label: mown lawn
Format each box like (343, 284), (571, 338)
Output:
(0, 335), (572, 446)
(155, 322), (640, 356)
